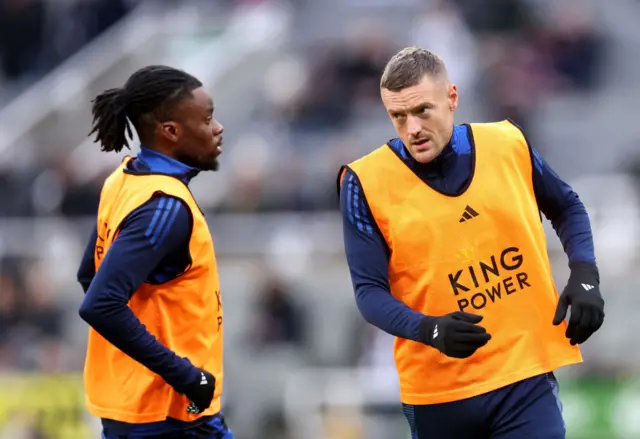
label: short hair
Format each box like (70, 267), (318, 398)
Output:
(380, 47), (447, 92)
(89, 65), (202, 153)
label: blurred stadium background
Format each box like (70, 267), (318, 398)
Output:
(0, 0), (639, 438)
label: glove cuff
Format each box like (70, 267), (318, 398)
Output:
(569, 261), (600, 283)
(418, 316), (436, 345)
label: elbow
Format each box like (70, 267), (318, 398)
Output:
(564, 191), (587, 214)
(78, 299), (102, 326)
(79, 293), (126, 329)
(78, 300), (95, 324)
(356, 303), (374, 326)
(359, 311), (380, 330)
(553, 202), (588, 227)
(354, 289), (380, 327)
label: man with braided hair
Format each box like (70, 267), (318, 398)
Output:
(77, 65), (233, 439)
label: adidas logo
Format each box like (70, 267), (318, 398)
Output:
(433, 324), (439, 340)
(459, 205), (480, 223)
(582, 283), (595, 291)
(200, 372), (208, 385)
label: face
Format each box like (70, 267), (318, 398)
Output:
(381, 74), (458, 164)
(161, 87), (224, 171)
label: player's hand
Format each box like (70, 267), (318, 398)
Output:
(553, 262), (605, 345)
(419, 312), (492, 358)
(183, 369), (215, 414)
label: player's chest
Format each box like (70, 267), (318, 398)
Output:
(387, 178), (532, 255)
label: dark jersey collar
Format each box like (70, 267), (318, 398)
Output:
(127, 147), (200, 185)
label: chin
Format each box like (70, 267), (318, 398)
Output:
(413, 151), (438, 164)
(201, 158), (219, 171)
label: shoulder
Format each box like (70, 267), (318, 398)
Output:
(347, 141), (398, 168)
(129, 194), (191, 219)
(469, 119), (524, 138)
(121, 194), (193, 249)
(339, 169), (374, 223)
(337, 140), (402, 199)
(343, 142), (398, 177)
(121, 163), (196, 204)
(338, 167), (365, 199)
(469, 119), (531, 156)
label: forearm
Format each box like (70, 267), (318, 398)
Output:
(79, 297), (198, 390)
(355, 284), (425, 341)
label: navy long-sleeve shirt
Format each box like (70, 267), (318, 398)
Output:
(340, 124), (596, 342)
(77, 147), (215, 436)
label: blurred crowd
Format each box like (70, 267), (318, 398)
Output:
(0, 256), (67, 372)
(0, 0), (137, 98)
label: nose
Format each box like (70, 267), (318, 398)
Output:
(407, 115), (421, 137)
(212, 120), (223, 135)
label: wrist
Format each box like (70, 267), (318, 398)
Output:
(167, 358), (199, 394)
(569, 261), (599, 283)
(418, 315), (436, 345)
(568, 261), (598, 272)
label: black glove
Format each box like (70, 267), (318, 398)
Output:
(553, 262), (605, 345)
(183, 369), (215, 414)
(419, 312), (492, 358)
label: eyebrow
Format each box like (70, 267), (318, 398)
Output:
(388, 103), (432, 114)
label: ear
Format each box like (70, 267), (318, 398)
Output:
(448, 83), (459, 111)
(160, 121), (180, 143)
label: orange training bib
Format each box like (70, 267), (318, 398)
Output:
(84, 158), (224, 423)
(345, 120), (581, 405)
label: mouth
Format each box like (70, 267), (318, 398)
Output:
(412, 138), (432, 151)
(214, 137), (223, 156)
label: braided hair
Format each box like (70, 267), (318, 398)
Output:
(89, 65), (202, 152)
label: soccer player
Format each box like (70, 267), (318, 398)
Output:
(338, 47), (605, 439)
(76, 66), (233, 439)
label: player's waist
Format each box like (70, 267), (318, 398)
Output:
(401, 372), (559, 409)
(398, 354), (580, 405)
(395, 336), (581, 404)
(101, 411), (228, 437)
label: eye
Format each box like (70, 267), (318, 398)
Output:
(392, 113), (405, 120)
(205, 116), (212, 124)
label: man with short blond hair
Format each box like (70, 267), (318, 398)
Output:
(338, 47), (605, 439)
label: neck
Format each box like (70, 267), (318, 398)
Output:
(138, 146), (199, 174)
(145, 143), (177, 161)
